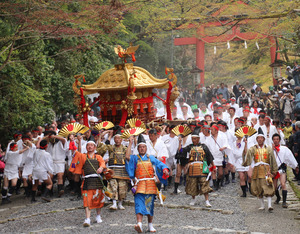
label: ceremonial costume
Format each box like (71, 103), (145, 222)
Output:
(178, 127), (214, 207)
(273, 145), (298, 173)
(227, 115), (237, 130)
(161, 134), (179, 170)
(46, 135), (67, 196)
(106, 143), (129, 209)
(146, 138), (169, 161)
(71, 151), (106, 210)
(261, 123), (285, 146)
(232, 139), (250, 197)
(2, 143), (29, 204)
(243, 145), (277, 197)
(4, 150), (23, 180)
(32, 149), (54, 182)
(126, 134), (169, 233)
(21, 143), (36, 179)
(273, 142), (298, 207)
(47, 140), (67, 175)
(182, 143), (214, 196)
(243, 128), (277, 211)
(232, 140), (249, 172)
(205, 131), (230, 167)
(126, 154), (168, 215)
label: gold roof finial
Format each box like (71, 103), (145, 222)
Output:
(114, 44), (139, 63)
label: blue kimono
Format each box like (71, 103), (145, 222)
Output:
(126, 154), (169, 216)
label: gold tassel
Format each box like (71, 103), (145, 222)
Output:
(114, 158), (117, 164)
(122, 158), (125, 165)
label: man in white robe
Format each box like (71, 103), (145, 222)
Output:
(161, 128), (179, 186)
(2, 143), (29, 204)
(45, 131), (67, 197)
(21, 135), (36, 197)
(272, 134), (298, 208)
(205, 123), (231, 190)
(32, 140), (54, 202)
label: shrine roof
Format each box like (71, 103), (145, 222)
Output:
(81, 63), (169, 95)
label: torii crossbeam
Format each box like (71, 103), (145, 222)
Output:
(174, 1), (278, 85)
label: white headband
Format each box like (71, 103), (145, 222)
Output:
(86, 141), (96, 146)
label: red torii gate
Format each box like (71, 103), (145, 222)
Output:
(174, 1), (277, 85)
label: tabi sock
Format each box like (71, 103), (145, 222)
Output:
(148, 223), (155, 232)
(96, 214), (102, 223)
(205, 200), (211, 206)
(112, 199), (117, 206)
(267, 196), (272, 208)
(137, 222), (143, 230)
(84, 218), (90, 224)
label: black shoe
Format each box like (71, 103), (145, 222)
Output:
(282, 202), (288, 208)
(298, 181), (300, 185)
(41, 188), (51, 202)
(240, 194), (247, 197)
(274, 190), (281, 204)
(15, 189), (21, 195)
(57, 185), (64, 198)
(1, 198), (11, 205)
(171, 190), (178, 195)
(41, 196), (51, 202)
(31, 199), (37, 203)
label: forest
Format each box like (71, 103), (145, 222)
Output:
(0, 0), (299, 144)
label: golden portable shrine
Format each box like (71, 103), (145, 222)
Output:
(73, 45), (179, 127)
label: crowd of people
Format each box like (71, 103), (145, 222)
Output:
(1, 66), (300, 232)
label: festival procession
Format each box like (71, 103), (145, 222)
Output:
(1, 1), (300, 233)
